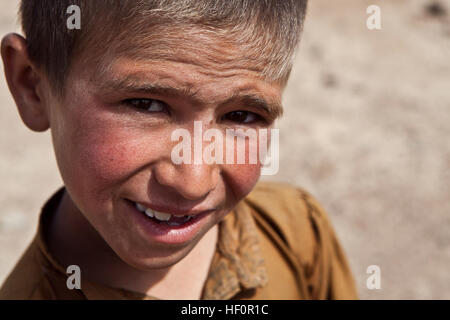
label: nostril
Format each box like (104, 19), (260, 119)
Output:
(170, 177), (214, 201)
(153, 161), (218, 201)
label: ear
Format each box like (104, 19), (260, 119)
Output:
(1, 33), (50, 132)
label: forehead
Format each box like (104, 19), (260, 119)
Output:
(78, 26), (277, 80)
(99, 58), (279, 97)
(71, 31), (283, 115)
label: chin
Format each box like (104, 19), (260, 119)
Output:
(128, 251), (191, 271)
(115, 239), (197, 271)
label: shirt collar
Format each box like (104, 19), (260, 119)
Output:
(201, 198), (268, 299)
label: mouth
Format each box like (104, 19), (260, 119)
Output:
(123, 199), (215, 245)
(133, 201), (196, 227)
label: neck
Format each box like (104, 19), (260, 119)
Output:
(48, 190), (218, 299)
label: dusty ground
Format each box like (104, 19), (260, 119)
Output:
(1, 0), (449, 299)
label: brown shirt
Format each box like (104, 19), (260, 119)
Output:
(0, 182), (358, 300)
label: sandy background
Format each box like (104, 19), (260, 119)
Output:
(1, 0), (449, 299)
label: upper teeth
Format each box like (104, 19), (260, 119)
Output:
(135, 202), (189, 222)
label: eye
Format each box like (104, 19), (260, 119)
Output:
(222, 111), (263, 124)
(125, 99), (168, 113)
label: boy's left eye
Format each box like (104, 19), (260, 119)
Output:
(222, 111), (264, 124)
(125, 98), (168, 113)
(123, 99), (265, 124)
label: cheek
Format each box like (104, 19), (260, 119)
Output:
(217, 130), (271, 200)
(53, 110), (166, 200)
(222, 163), (262, 199)
(78, 132), (140, 183)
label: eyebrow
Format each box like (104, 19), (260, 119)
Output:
(99, 76), (200, 101)
(99, 75), (283, 119)
(219, 92), (283, 119)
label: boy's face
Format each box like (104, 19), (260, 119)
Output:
(40, 33), (283, 270)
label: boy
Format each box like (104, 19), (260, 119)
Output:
(0, 0), (357, 299)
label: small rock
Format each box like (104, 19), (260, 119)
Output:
(425, 2), (447, 18)
(322, 73), (338, 88)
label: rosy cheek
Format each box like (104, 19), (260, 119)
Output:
(80, 135), (139, 183)
(60, 115), (157, 197)
(220, 130), (271, 198)
(222, 163), (262, 199)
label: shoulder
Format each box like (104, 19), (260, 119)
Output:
(244, 181), (324, 220)
(243, 181), (358, 299)
(0, 237), (52, 300)
(0, 234), (86, 300)
(243, 181), (328, 267)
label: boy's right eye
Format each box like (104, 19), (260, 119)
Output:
(124, 98), (169, 113)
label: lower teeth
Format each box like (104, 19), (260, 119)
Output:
(167, 221), (182, 226)
(148, 215), (192, 226)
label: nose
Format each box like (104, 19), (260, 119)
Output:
(153, 160), (219, 201)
